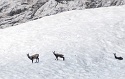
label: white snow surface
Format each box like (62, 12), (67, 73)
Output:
(0, 5), (125, 79)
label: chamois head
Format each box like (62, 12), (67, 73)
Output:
(53, 51), (55, 54)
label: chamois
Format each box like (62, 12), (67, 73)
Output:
(113, 53), (123, 60)
(27, 53), (39, 63)
(53, 51), (65, 61)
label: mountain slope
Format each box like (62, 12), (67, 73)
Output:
(0, 5), (125, 79)
(0, 0), (125, 28)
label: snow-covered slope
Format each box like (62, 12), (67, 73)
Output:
(0, 5), (125, 79)
(0, 0), (125, 28)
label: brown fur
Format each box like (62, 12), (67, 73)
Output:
(53, 51), (65, 61)
(27, 53), (39, 63)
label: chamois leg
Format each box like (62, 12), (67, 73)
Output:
(35, 59), (37, 63)
(35, 59), (38, 63)
(63, 57), (65, 61)
(38, 58), (39, 63)
(32, 59), (33, 63)
(56, 57), (58, 60)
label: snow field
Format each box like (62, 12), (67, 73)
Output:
(0, 5), (125, 79)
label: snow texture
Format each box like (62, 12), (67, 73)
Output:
(0, 5), (125, 79)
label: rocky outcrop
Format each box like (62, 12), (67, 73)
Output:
(0, 0), (125, 28)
